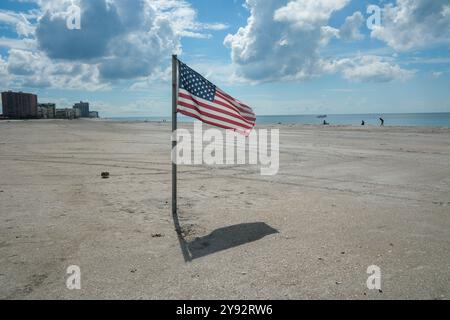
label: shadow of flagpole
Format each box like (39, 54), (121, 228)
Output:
(172, 210), (192, 262)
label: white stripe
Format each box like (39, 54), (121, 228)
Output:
(180, 87), (255, 118)
(216, 89), (255, 114)
(215, 93), (256, 118)
(214, 95), (256, 120)
(178, 97), (253, 129)
(177, 105), (252, 131)
(179, 89), (255, 126)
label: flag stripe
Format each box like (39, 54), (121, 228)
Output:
(214, 95), (256, 121)
(178, 98), (253, 129)
(211, 94), (255, 120)
(215, 89), (255, 115)
(215, 92), (254, 116)
(216, 90), (254, 114)
(216, 89), (255, 116)
(178, 109), (231, 130)
(177, 106), (252, 132)
(178, 109), (251, 136)
(178, 100), (253, 130)
(179, 89), (256, 125)
(179, 91), (254, 125)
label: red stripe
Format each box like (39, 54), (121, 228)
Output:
(178, 109), (251, 135)
(178, 92), (254, 126)
(240, 102), (253, 110)
(178, 101), (253, 130)
(180, 90), (254, 123)
(212, 97), (256, 122)
(217, 89), (253, 112)
(216, 91), (255, 116)
(211, 98), (255, 124)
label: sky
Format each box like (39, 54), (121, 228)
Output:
(0, 0), (449, 117)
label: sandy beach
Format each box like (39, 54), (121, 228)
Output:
(0, 119), (449, 299)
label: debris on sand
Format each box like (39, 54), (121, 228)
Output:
(101, 172), (110, 179)
(152, 233), (164, 238)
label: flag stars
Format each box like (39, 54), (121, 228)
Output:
(179, 62), (216, 102)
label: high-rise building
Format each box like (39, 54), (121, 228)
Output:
(1, 91), (38, 119)
(73, 101), (90, 118)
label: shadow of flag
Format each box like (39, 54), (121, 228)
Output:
(176, 222), (279, 262)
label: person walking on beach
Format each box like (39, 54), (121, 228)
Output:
(379, 117), (384, 126)
(361, 120), (365, 126)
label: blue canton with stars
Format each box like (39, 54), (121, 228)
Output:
(179, 61), (216, 102)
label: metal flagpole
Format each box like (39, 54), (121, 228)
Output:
(172, 54), (178, 224)
(171, 55), (191, 261)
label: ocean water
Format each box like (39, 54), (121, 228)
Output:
(257, 113), (450, 127)
(107, 113), (450, 127)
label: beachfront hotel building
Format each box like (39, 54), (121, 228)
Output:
(55, 108), (80, 120)
(73, 101), (90, 118)
(38, 103), (56, 119)
(89, 111), (99, 118)
(1, 91), (38, 119)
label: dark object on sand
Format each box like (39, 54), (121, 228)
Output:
(152, 233), (164, 238)
(101, 172), (110, 179)
(379, 117), (384, 126)
(361, 120), (365, 126)
(323, 120), (329, 125)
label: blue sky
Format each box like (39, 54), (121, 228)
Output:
(0, 0), (449, 117)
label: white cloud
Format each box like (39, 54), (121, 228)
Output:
(225, 0), (414, 82)
(224, 0), (419, 84)
(86, 98), (170, 117)
(0, 0), (227, 90)
(224, 0), (350, 83)
(149, 0), (228, 38)
(0, 37), (36, 50)
(3, 48), (107, 90)
(0, 10), (36, 37)
(323, 55), (415, 82)
(431, 71), (444, 78)
(33, 0), (180, 81)
(128, 59), (247, 92)
(371, 0), (450, 51)
(273, 0), (349, 30)
(339, 11), (364, 41)
(0, 55), (9, 79)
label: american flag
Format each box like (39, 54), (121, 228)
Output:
(177, 60), (256, 135)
